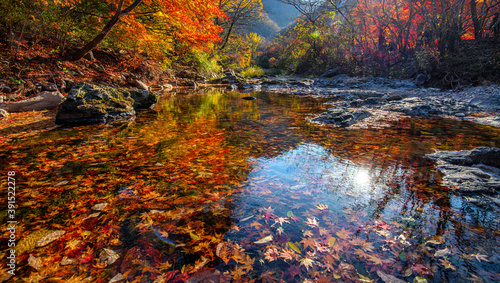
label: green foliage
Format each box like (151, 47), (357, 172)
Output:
(241, 65), (264, 78)
(180, 50), (222, 79)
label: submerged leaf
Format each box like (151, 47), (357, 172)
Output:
(36, 230), (65, 247)
(254, 235), (273, 244)
(376, 270), (405, 283)
(287, 242), (301, 254)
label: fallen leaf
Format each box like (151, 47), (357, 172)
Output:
(28, 254), (42, 270)
(254, 235), (273, 244)
(376, 270), (405, 283)
(36, 230), (65, 247)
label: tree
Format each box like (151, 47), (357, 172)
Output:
(68, 0), (225, 60)
(218, 0), (264, 50)
(72, 0), (142, 60)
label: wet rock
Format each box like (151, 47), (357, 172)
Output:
(414, 73), (429, 87)
(56, 82), (157, 125)
(379, 97), (480, 116)
(426, 147), (500, 167)
(469, 116), (500, 127)
(349, 97), (385, 107)
(320, 69), (339, 78)
(1, 91), (64, 112)
(242, 96), (256, 100)
(311, 107), (372, 127)
(426, 147), (500, 210)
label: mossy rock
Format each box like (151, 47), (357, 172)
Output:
(56, 82), (157, 125)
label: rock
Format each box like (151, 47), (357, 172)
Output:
(129, 89), (157, 109)
(227, 84), (238, 91)
(0, 84), (12, 93)
(320, 69), (339, 78)
(379, 97), (480, 117)
(426, 147), (500, 167)
(414, 73), (429, 87)
(311, 107), (372, 127)
(2, 91), (64, 112)
(56, 82), (157, 125)
(131, 79), (149, 91)
(0, 109), (8, 117)
(242, 96), (257, 100)
(470, 116), (500, 127)
(426, 147), (500, 210)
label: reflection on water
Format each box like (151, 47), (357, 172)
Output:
(1, 88), (500, 282)
(242, 143), (388, 208)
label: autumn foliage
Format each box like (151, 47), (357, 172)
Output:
(261, 0), (499, 86)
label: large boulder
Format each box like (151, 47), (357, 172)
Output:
(56, 83), (157, 125)
(310, 107), (372, 127)
(1, 91), (64, 112)
(426, 147), (500, 210)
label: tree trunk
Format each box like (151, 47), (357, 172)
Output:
(72, 0), (143, 60)
(470, 0), (482, 40)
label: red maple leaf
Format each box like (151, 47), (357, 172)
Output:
(411, 263), (431, 275)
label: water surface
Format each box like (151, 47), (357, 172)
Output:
(1, 88), (499, 282)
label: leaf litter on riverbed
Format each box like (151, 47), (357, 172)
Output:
(1, 91), (499, 282)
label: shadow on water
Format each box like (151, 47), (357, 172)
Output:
(0, 88), (499, 282)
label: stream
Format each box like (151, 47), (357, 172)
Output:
(1, 88), (499, 282)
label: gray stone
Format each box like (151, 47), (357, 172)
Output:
(2, 91), (64, 112)
(414, 73), (429, 86)
(311, 107), (372, 127)
(426, 147), (500, 210)
(320, 69), (339, 78)
(56, 82), (157, 125)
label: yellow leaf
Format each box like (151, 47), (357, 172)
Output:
(328, 237), (336, 247)
(287, 242), (301, 254)
(190, 232), (201, 241)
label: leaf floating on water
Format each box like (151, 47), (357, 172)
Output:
(286, 210), (294, 217)
(376, 270), (405, 283)
(28, 254), (42, 270)
(287, 242), (301, 254)
(254, 235), (273, 244)
(36, 230), (65, 247)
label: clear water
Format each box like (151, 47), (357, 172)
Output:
(1, 88), (499, 282)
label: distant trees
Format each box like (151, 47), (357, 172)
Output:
(266, 0), (499, 81)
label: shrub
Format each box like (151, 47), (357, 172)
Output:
(241, 65), (264, 78)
